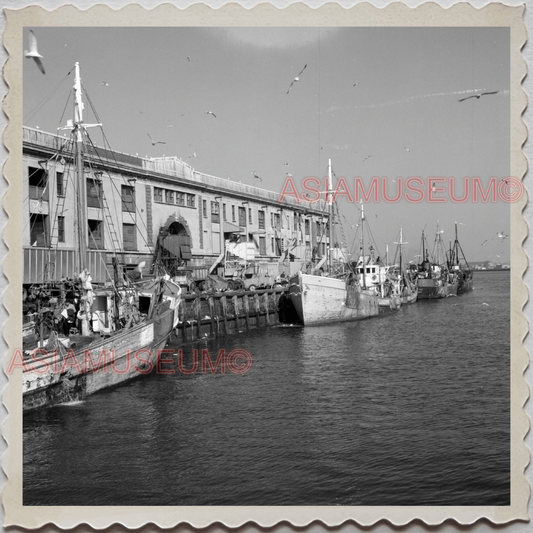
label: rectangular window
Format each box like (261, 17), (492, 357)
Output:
(258, 210), (265, 229)
(223, 204), (227, 221)
(305, 219), (310, 235)
(203, 200), (208, 217)
(211, 201), (220, 223)
(165, 190), (174, 204)
(273, 213), (281, 230)
(87, 178), (103, 208)
(238, 206), (246, 227)
(231, 205), (236, 222)
(121, 185), (135, 212)
(248, 207), (252, 224)
(28, 166), (48, 201)
(57, 216), (65, 243)
(30, 213), (48, 247)
(187, 194), (195, 207)
(294, 213), (298, 230)
(259, 236), (266, 255)
(56, 172), (64, 197)
(123, 223), (136, 251)
(176, 192), (185, 206)
(88, 219), (104, 249)
(154, 187), (163, 203)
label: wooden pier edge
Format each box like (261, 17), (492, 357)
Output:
(172, 287), (291, 342)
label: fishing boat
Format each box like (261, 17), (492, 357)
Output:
(22, 63), (182, 411)
(416, 227), (454, 299)
(448, 222), (474, 294)
(380, 229), (418, 307)
(288, 160), (380, 326)
(356, 251), (402, 311)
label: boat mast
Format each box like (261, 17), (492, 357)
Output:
(361, 203), (366, 289)
(327, 159), (333, 273)
(454, 221), (459, 266)
(73, 62), (88, 273)
(399, 228), (403, 274)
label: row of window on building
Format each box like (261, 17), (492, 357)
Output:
(29, 167), (137, 213)
(28, 166), (329, 253)
(29, 212), (137, 251)
(154, 187), (195, 207)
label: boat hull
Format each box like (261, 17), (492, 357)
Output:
(23, 304), (177, 412)
(417, 278), (448, 299)
(401, 289), (418, 305)
(379, 287), (418, 308)
(289, 272), (380, 326)
(447, 280), (459, 296)
(378, 294), (402, 310)
(458, 278), (474, 294)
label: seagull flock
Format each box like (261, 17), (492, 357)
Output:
(26, 30), (502, 186)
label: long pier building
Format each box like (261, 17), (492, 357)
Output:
(23, 126), (330, 288)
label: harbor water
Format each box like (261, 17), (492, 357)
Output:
(23, 271), (510, 506)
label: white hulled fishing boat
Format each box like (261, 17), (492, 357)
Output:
(288, 160), (380, 326)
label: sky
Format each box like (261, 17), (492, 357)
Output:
(22, 26), (511, 263)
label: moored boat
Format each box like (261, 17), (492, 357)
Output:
(288, 160), (380, 326)
(288, 271), (380, 326)
(22, 63), (182, 411)
(416, 227), (457, 299)
(379, 229), (418, 308)
(449, 222), (474, 294)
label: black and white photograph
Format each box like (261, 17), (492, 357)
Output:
(1, 1), (530, 529)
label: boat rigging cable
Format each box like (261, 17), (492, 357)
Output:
(23, 69), (74, 126)
(81, 82), (158, 255)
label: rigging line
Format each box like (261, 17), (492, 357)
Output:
(57, 90), (73, 132)
(84, 134), (154, 253)
(23, 69), (73, 126)
(87, 229), (115, 283)
(81, 90), (155, 254)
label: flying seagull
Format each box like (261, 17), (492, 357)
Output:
(147, 133), (166, 146)
(25, 30), (45, 74)
(252, 171), (262, 182)
(287, 64), (307, 94)
(205, 111), (217, 118)
(353, 82), (360, 87)
(458, 91), (499, 102)
(363, 155), (371, 162)
(404, 146), (412, 152)
(102, 81), (109, 87)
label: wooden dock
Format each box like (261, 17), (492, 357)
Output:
(174, 287), (292, 342)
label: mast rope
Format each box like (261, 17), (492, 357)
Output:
(23, 70), (73, 127)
